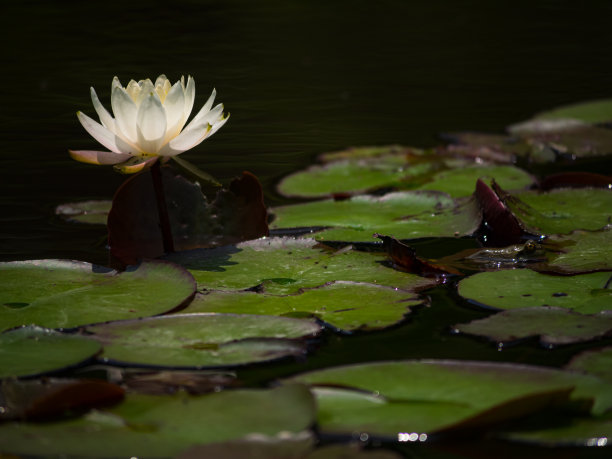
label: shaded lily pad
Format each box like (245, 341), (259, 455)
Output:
(187, 282), (426, 332)
(0, 259), (196, 332)
(566, 347), (612, 383)
(317, 145), (424, 163)
(270, 192), (481, 243)
(457, 269), (612, 314)
(166, 237), (436, 294)
(453, 307), (612, 347)
(286, 360), (612, 437)
(499, 411), (612, 448)
(539, 227), (612, 274)
(510, 188), (612, 235)
(86, 313), (321, 368)
(55, 200), (111, 225)
(0, 384), (315, 458)
(0, 326), (102, 379)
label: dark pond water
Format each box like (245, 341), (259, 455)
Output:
(2, 0), (612, 455)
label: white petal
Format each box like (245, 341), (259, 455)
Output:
(125, 79), (141, 102)
(135, 79), (154, 106)
(69, 149), (132, 165)
(76, 111), (135, 154)
(111, 86), (138, 143)
(208, 113), (230, 137)
(163, 80), (186, 139)
(136, 92), (167, 154)
(90, 87), (115, 130)
(185, 88), (216, 129)
(183, 76), (196, 120)
(112, 76), (122, 91)
(157, 123), (212, 157)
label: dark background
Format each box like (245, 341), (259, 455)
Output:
(2, 0), (612, 262)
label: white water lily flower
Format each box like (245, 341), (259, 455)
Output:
(70, 75), (228, 171)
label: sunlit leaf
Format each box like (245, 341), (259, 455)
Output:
(0, 260), (196, 332)
(270, 192), (481, 243)
(166, 237), (436, 294)
(187, 282), (426, 332)
(457, 269), (612, 314)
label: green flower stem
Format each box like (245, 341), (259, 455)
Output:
(150, 160), (175, 254)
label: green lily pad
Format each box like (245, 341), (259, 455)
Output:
(86, 313), (321, 368)
(508, 188), (612, 235)
(277, 156), (421, 198)
(416, 164), (535, 198)
(566, 347), (612, 383)
(453, 307), (612, 347)
(0, 384), (315, 458)
(286, 360), (612, 437)
(457, 269), (612, 314)
(165, 238), (436, 294)
(270, 192), (481, 243)
(499, 411), (612, 448)
(55, 200), (111, 225)
(187, 281), (425, 332)
(0, 260), (196, 332)
(0, 326), (102, 379)
(540, 227), (612, 273)
(511, 98), (612, 132)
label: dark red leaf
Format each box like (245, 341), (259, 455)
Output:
(107, 166), (269, 267)
(375, 233), (460, 277)
(474, 179), (528, 246)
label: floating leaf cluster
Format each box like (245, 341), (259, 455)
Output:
(3, 98), (612, 456)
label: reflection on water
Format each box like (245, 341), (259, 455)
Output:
(2, 0), (612, 264)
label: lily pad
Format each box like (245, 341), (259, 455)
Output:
(286, 360), (612, 437)
(270, 192), (481, 243)
(187, 282), (426, 332)
(453, 307), (612, 347)
(566, 347), (612, 383)
(416, 164), (535, 198)
(506, 188), (612, 236)
(317, 145), (424, 163)
(457, 269), (612, 314)
(511, 98), (612, 132)
(86, 313), (321, 368)
(539, 227), (612, 273)
(0, 326), (102, 379)
(499, 412), (612, 448)
(0, 259), (196, 332)
(55, 200), (111, 225)
(277, 156), (421, 198)
(0, 384), (315, 458)
(165, 237), (436, 294)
